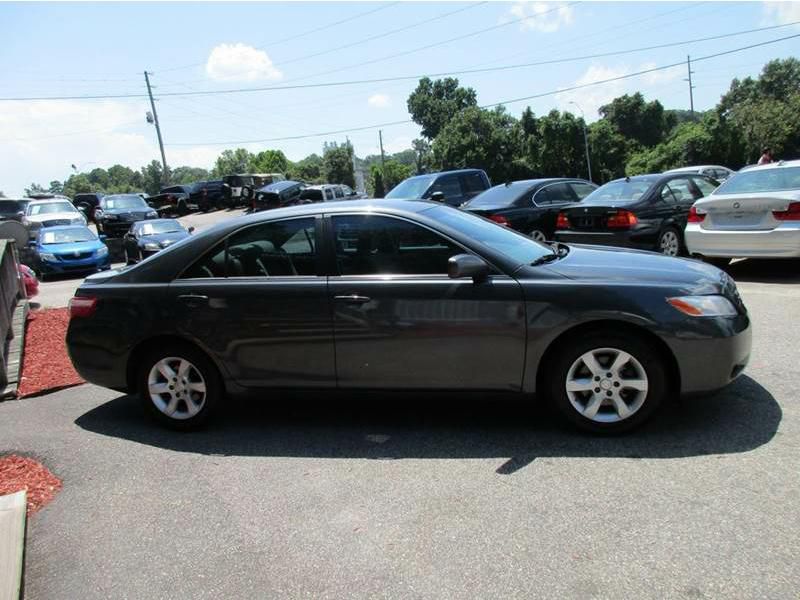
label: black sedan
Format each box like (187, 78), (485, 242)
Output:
(122, 219), (193, 264)
(95, 194), (159, 237)
(461, 178), (597, 241)
(66, 200), (751, 434)
(553, 173), (719, 256)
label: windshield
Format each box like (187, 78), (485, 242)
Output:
(386, 175), (436, 199)
(140, 220), (183, 235)
(426, 205), (552, 265)
(581, 178), (658, 205)
(103, 195), (147, 209)
(41, 227), (95, 244)
(465, 184), (528, 208)
(715, 166), (800, 194)
(28, 202), (76, 215)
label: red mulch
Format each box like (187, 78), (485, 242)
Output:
(18, 308), (84, 398)
(0, 455), (62, 515)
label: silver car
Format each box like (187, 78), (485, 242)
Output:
(23, 199), (87, 237)
(685, 160), (800, 265)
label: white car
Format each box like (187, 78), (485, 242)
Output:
(665, 165), (734, 182)
(23, 199), (87, 237)
(685, 160), (800, 266)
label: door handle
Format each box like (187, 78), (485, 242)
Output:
(334, 294), (371, 304)
(178, 294), (209, 307)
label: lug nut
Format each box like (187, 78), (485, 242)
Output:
(606, 391), (613, 397)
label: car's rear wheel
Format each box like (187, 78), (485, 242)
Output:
(528, 228), (547, 242)
(657, 227), (682, 257)
(137, 344), (221, 430)
(545, 331), (667, 433)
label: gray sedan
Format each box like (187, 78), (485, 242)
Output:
(66, 200), (751, 434)
(685, 160), (800, 266)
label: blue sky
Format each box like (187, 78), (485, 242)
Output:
(1, 1), (798, 196)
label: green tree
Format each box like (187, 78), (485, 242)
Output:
(531, 110), (586, 178)
(587, 119), (633, 182)
(287, 153), (324, 182)
(170, 166), (211, 185)
(626, 121), (716, 175)
(407, 77), (477, 139)
(599, 93), (671, 148)
(24, 183), (46, 196)
(212, 148), (254, 177)
(322, 141), (355, 187)
(369, 164), (385, 198)
(411, 138), (432, 174)
(140, 160), (165, 195)
(250, 149), (290, 174)
(48, 180), (64, 194)
(62, 174), (93, 197)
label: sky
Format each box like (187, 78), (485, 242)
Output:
(1, 0), (799, 196)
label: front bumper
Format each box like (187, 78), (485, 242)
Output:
(685, 222), (800, 258)
(553, 230), (653, 251)
(40, 254), (111, 274)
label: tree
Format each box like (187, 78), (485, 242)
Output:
(48, 180), (64, 194)
(170, 166), (210, 185)
(587, 119), (632, 182)
(626, 121), (715, 175)
(407, 77), (477, 139)
(212, 148), (253, 177)
(411, 138), (432, 174)
(369, 164), (385, 198)
(140, 161), (165, 195)
(599, 93), (671, 148)
(369, 160), (412, 197)
(250, 149), (290, 174)
(24, 183), (46, 196)
(433, 106), (524, 183)
(322, 141), (355, 187)
(287, 153), (323, 182)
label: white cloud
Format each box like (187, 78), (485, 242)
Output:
(507, 1), (574, 32)
(205, 43), (282, 82)
(367, 93), (391, 108)
(556, 65), (629, 121)
(641, 62), (684, 86)
(762, 0), (800, 26)
(382, 136), (413, 154)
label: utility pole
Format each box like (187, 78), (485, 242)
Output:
(378, 130), (386, 170)
(568, 101), (592, 183)
(685, 55), (695, 114)
(144, 71), (169, 185)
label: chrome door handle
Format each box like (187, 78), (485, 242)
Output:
(178, 294), (209, 307)
(334, 295), (371, 304)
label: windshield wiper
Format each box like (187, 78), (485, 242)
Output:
(530, 252), (559, 266)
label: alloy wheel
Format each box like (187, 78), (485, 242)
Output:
(659, 230), (680, 256)
(529, 229), (547, 242)
(146, 357), (207, 420)
(564, 347), (648, 423)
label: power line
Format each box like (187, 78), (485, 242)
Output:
(163, 32), (800, 146)
(4, 20), (794, 102)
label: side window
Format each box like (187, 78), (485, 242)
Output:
(660, 184), (677, 203)
(181, 218), (317, 279)
(534, 183), (574, 205)
(693, 177), (718, 197)
(666, 177), (700, 201)
(569, 182), (597, 200)
(461, 172), (487, 196)
(429, 175), (462, 199)
(325, 188), (334, 200)
(334, 187), (344, 198)
(332, 215), (463, 276)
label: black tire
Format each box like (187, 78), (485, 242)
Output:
(657, 227), (683, 257)
(703, 257), (731, 270)
(177, 200), (189, 216)
(137, 343), (222, 430)
(544, 330), (668, 434)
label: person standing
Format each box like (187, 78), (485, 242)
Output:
(758, 147), (774, 165)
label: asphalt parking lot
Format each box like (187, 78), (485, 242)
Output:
(4, 223), (800, 597)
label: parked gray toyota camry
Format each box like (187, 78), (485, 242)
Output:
(66, 200), (751, 433)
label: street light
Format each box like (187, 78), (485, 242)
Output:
(568, 101), (593, 183)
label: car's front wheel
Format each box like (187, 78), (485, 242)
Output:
(137, 344), (221, 430)
(545, 331), (667, 433)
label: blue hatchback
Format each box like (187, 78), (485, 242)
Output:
(34, 225), (110, 277)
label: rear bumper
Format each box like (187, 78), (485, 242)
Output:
(685, 222), (800, 258)
(553, 230), (652, 250)
(667, 314), (752, 394)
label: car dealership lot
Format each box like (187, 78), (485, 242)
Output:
(2, 260), (799, 598)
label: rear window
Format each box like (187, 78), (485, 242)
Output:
(0, 200), (21, 212)
(464, 184), (527, 208)
(715, 166), (800, 194)
(581, 178), (659, 205)
(300, 189), (323, 201)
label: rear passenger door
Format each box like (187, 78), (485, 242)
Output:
(169, 217), (335, 388)
(659, 177), (698, 230)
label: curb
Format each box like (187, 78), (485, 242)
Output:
(0, 490), (26, 600)
(0, 300), (29, 401)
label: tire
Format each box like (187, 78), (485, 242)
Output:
(528, 228), (547, 243)
(657, 227), (683, 257)
(177, 200), (189, 216)
(137, 343), (222, 430)
(544, 330), (668, 434)
(703, 257), (731, 270)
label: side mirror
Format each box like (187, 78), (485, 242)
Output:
(430, 191), (445, 203)
(188, 226), (195, 234)
(448, 254), (489, 283)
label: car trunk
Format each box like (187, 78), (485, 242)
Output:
(562, 205), (629, 231)
(695, 193), (800, 231)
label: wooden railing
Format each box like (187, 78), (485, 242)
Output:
(0, 240), (22, 389)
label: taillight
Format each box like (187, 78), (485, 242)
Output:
(489, 215), (509, 226)
(773, 201), (800, 221)
(687, 206), (706, 223)
(69, 296), (97, 319)
(556, 212), (570, 229)
(606, 210), (638, 229)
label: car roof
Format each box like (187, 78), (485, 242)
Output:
(665, 165), (730, 173)
(491, 178), (583, 188)
(736, 159), (800, 172)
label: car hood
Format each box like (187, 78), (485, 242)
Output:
(40, 240), (104, 254)
(543, 244), (724, 293)
(138, 231), (189, 246)
(27, 212), (83, 223)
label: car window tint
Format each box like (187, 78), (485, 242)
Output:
(181, 218), (316, 279)
(569, 182), (597, 200)
(332, 215), (462, 276)
(665, 178), (698, 202)
(334, 187), (344, 198)
(693, 177), (718, 197)
(324, 188), (334, 200)
(429, 175), (462, 199)
(535, 183), (574, 205)
(461, 172), (486, 194)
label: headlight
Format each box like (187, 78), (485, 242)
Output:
(39, 253), (57, 262)
(96, 246), (108, 257)
(143, 242), (161, 251)
(667, 295), (737, 317)
(104, 214), (119, 220)
(146, 211), (158, 219)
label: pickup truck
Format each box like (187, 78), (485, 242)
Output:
(146, 185), (197, 216)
